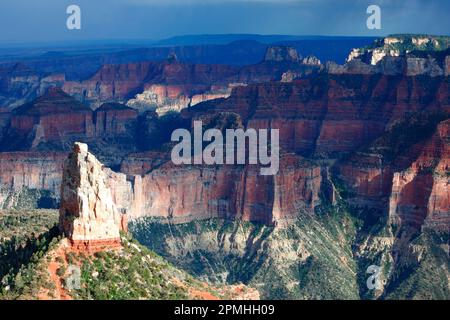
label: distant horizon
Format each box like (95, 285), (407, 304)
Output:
(0, 33), (384, 49)
(3, 32), (450, 50)
(1, 0), (449, 45)
(4, 32), (450, 51)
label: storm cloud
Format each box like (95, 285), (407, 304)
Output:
(0, 0), (448, 44)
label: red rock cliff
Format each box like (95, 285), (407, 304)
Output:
(336, 117), (450, 231)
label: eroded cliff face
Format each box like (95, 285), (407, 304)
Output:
(2, 88), (94, 151)
(126, 116), (449, 300)
(0, 147), (324, 225)
(388, 120), (450, 231)
(62, 61), (242, 110)
(126, 83), (234, 115)
(336, 35), (450, 78)
(93, 103), (138, 137)
(336, 116), (450, 232)
(184, 74), (450, 156)
(117, 154), (322, 224)
(0, 74), (448, 230)
(0, 152), (65, 208)
(0, 63), (65, 110)
(59, 142), (127, 252)
(0, 88), (139, 158)
(62, 48), (322, 113)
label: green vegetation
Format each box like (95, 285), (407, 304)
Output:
(130, 180), (449, 300)
(0, 210), (242, 300)
(0, 188), (58, 210)
(130, 206), (361, 300)
(68, 236), (190, 300)
(383, 231), (450, 300)
(0, 209), (59, 239)
(0, 209), (60, 294)
(0, 226), (61, 300)
(364, 35), (450, 54)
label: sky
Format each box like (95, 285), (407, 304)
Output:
(0, 0), (449, 45)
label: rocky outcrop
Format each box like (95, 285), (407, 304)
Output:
(93, 103), (138, 137)
(2, 88), (94, 151)
(0, 89), (140, 154)
(339, 35), (450, 76)
(346, 35), (450, 65)
(0, 148), (324, 224)
(59, 142), (127, 252)
(126, 84), (234, 115)
(302, 55), (321, 66)
(264, 46), (300, 62)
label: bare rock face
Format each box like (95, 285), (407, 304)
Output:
(3, 88), (95, 151)
(280, 70), (301, 82)
(264, 46), (300, 62)
(93, 103), (138, 137)
(336, 118), (450, 232)
(342, 36), (450, 76)
(184, 75), (450, 156)
(302, 55), (321, 66)
(126, 84), (233, 115)
(59, 142), (127, 252)
(0, 63), (65, 111)
(120, 154), (322, 224)
(406, 57), (444, 77)
(0, 152), (65, 208)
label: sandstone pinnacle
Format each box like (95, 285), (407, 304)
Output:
(59, 142), (127, 251)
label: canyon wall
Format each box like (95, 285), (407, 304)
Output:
(61, 47), (321, 113)
(0, 63), (65, 110)
(0, 151), (65, 208)
(336, 118), (450, 231)
(0, 45), (448, 231)
(0, 88), (139, 154)
(185, 74), (450, 156)
(117, 154), (322, 224)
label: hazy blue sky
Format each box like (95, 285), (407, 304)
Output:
(0, 0), (449, 44)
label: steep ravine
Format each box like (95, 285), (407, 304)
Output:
(129, 202), (362, 299)
(130, 192), (449, 300)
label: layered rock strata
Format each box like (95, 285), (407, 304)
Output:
(59, 142), (127, 252)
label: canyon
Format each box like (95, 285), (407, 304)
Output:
(0, 35), (448, 299)
(1, 72), (449, 229)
